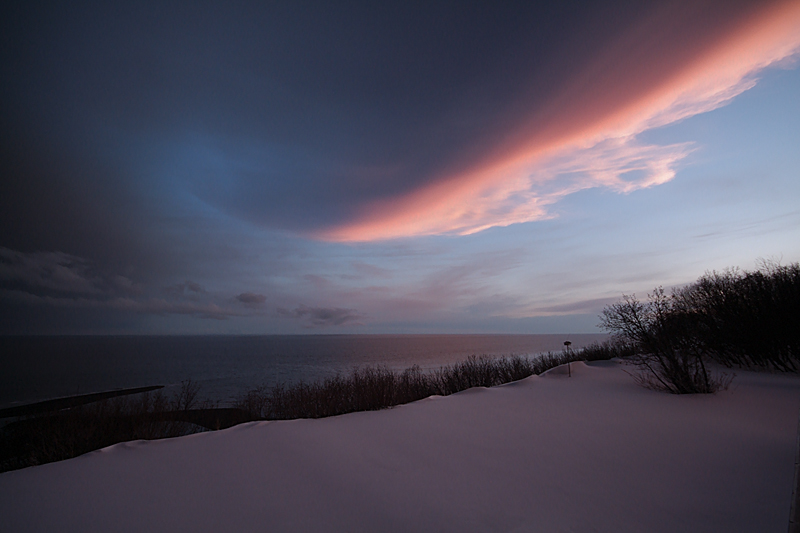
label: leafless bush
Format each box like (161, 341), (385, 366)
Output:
(171, 380), (202, 411)
(628, 365), (735, 394)
(600, 288), (724, 394)
(579, 339), (638, 361)
(600, 262), (799, 393)
(0, 389), (200, 472)
(235, 350), (605, 421)
(674, 262), (800, 371)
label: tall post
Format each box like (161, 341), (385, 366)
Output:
(564, 341), (572, 377)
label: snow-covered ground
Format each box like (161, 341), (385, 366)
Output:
(1, 360), (798, 532)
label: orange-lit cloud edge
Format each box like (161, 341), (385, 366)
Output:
(317, 1), (800, 243)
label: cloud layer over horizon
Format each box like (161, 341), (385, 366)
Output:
(2, 0), (799, 334)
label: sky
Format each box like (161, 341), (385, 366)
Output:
(1, 0), (799, 335)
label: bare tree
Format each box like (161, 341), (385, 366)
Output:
(600, 288), (728, 394)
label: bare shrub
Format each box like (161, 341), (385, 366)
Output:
(600, 288), (724, 394)
(674, 262), (800, 371)
(235, 349), (609, 421)
(0, 389), (200, 472)
(579, 339), (638, 361)
(600, 261), (799, 393)
(172, 380), (201, 411)
(233, 385), (271, 419)
(628, 366), (735, 394)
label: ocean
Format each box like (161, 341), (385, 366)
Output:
(0, 334), (607, 409)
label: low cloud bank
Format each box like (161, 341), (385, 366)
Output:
(0, 247), (265, 321)
(236, 292), (267, 305)
(278, 304), (364, 327)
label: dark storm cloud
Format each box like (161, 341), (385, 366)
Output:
(4, 0), (789, 245)
(0, 0), (660, 235)
(1, 0), (784, 240)
(278, 305), (364, 327)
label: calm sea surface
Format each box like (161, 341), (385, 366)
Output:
(0, 334), (607, 409)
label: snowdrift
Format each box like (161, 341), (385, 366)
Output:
(1, 360), (798, 532)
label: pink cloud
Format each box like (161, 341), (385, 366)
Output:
(317, 1), (800, 241)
